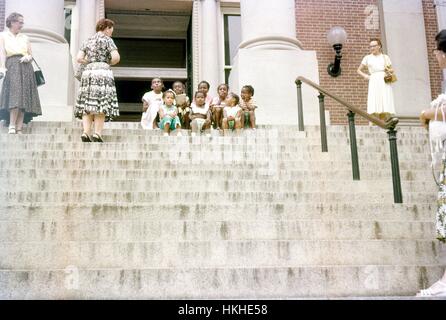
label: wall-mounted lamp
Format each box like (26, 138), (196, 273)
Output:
(327, 26), (347, 77)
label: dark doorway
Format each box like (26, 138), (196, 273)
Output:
(114, 79), (190, 122)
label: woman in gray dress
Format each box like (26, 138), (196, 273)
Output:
(0, 12), (42, 134)
(74, 18), (120, 142)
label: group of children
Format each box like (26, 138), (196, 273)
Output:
(140, 78), (258, 136)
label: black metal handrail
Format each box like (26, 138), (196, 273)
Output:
(296, 76), (402, 203)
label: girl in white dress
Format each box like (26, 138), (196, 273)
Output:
(357, 38), (396, 121)
(141, 77), (164, 130)
(222, 92), (242, 133)
(190, 91), (211, 136)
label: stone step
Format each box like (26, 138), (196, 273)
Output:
(0, 265), (442, 299)
(0, 126), (429, 140)
(0, 133), (429, 147)
(0, 150), (432, 164)
(0, 240), (440, 269)
(0, 159), (433, 171)
(8, 121), (427, 132)
(0, 148), (433, 162)
(0, 134), (428, 149)
(0, 121), (438, 299)
(0, 219), (435, 242)
(0, 168), (434, 182)
(0, 144), (432, 162)
(0, 178), (437, 193)
(0, 191), (436, 204)
(0, 203), (435, 221)
(0, 126), (428, 137)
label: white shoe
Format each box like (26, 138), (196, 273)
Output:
(206, 133), (211, 137)
(8, 127), (16, 134)
(177, 131), (182, 137)
(191, 132), (196, 137)
(163, 132), (169, 137)
(416, 280), (446, 297)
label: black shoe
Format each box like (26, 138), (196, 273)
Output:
(91, 133), (104, 142)
(81, 133), (91, 142)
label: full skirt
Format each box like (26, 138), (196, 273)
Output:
(0, 55), (42, 124)
(74, 62), (119, 121)
(367, 71), (395, 116)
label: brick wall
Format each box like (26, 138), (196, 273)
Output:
(295, 0), (380, 124)
(0, 0), (5, 32)
(295, 0), (440, 124)
(423, 0), (442, 99)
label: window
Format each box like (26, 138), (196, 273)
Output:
(64, 3), (74, 44)
(113, 38), (187, 68)
(223, 14), (241, 84)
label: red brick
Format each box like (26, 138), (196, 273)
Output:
(0, 0), (4, 32)
(296, 0), (439, 124)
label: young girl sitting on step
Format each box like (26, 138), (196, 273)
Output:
(159, 90), (181, 136)
(190, 91), (211, 137)
(222, 92), (242, 133)
(195, 80), (213, 106)
(210, 83), (229, 130)
(240, 85), (258, 130)
(172, 80), (191, 129)
(141, 77), (164, 130)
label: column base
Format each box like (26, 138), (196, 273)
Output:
(229, 48), (326, 126)
(31, 42), (74, 122)
(32, 105), (73, 122)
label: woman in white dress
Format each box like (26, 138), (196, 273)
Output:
(418, 29), (446, 297)
(357, 38), (396, 121)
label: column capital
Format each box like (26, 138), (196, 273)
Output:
(5, 0), (66, 41)
(240, 0), (301, 50)
(239, 35), (302, 50)
(22, 27), (67, 43)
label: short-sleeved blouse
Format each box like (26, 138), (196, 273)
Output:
(2, 31), (29, 57)
(80, 32), (117, 64)
(361, 54), (391, 74)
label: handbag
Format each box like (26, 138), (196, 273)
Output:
(32, 58), (45, 86)
(383, 55), (397, 84)
(74, 63), (86, 81)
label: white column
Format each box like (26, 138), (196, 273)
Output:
(5, 0), (72, 121)
(5, 0), (66, 43)
(96, 0), (105, 21)
(436, 4), (446, 92)
(381, 0), (432, 115)
(192, 0), (201, 92)
(200, 0), (220, 92)
(229, 0), (320, 125)
(78, 0), (97, 48)
(240, 0), (301, 49)
(70, 4), (80, 66)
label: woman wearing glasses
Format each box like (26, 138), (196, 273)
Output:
(0, 12), (42, 134)
(357, 38), (396, 121)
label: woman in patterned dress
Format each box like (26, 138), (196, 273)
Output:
(74, 18), (120, 142)
(417, 29), (446, 297)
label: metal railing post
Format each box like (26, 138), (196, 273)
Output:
(296, 76), (403, 204)
(347, 111), (360, 180)
(296, 80), (304, 131)
(318, 93), (328, 152)
(387, 128), (403, 203)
